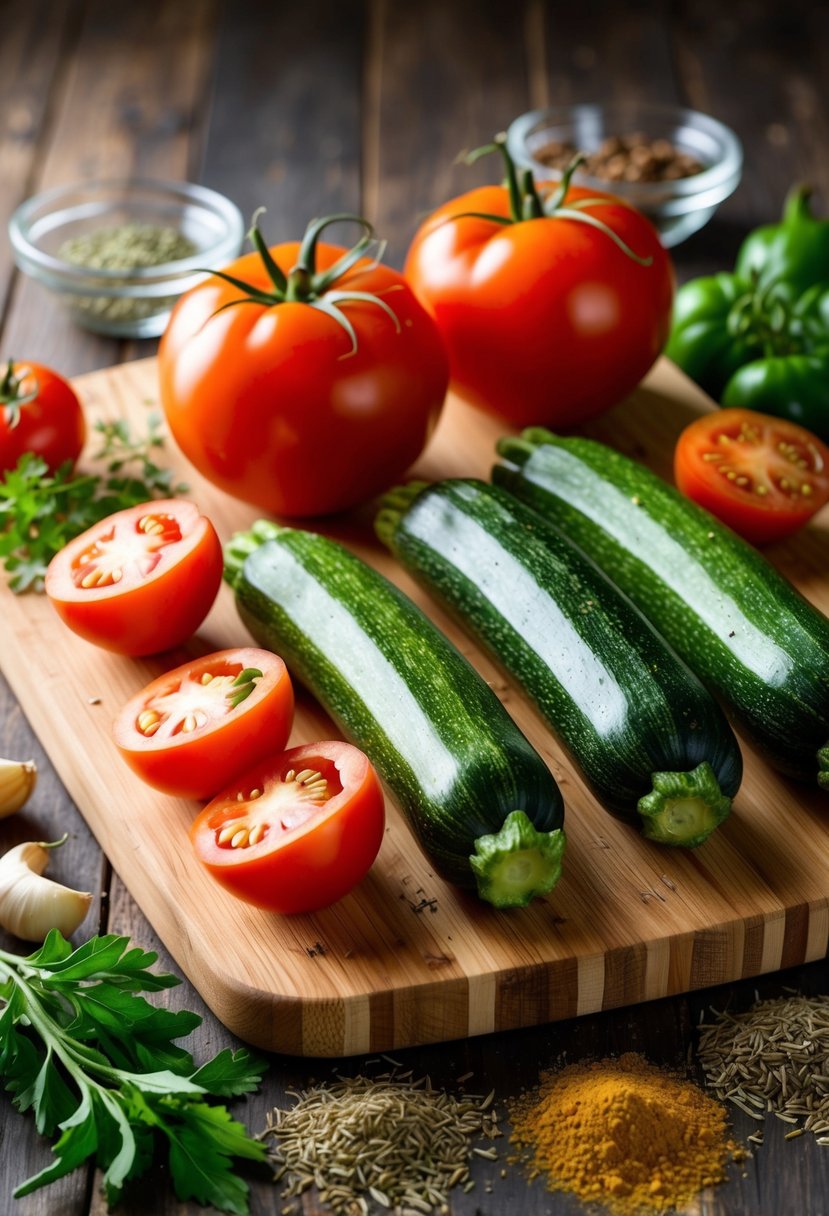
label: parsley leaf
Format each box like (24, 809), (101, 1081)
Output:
(0, 414), (187, 592)
(0, 931), (267, 1213)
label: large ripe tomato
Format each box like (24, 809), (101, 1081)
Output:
(158, 214), (448, 518)
(404, 143), (674, 428)
(674, 408), (829, 544)
(44, 499), (222, 655)
(0, 359), (85, 475)
(190, 740), (385, 914)
(113, 648), (294, 800)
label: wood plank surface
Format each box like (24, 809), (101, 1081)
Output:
(2, 353), (827, 1059)
(2, 1), (829, 1213)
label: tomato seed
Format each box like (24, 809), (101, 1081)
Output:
(137, 709), (161, 735)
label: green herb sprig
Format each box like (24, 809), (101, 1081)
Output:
(0, 930), (267, 1213)
(0, 414), (187, 592)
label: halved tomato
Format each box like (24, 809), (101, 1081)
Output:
(44, 499), (222, 655)
(190, 741), (385, 914)
(674, 409), (829, 544)
(113, 648), (294, 800)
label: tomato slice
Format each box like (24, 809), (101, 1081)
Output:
(190, 741), (385, 914)
(113, 648), (294, 800)
(44, 499), (223, 655)
(674, 409), (829, 544)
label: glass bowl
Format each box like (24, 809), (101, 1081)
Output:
(505, 103), (743, 247)
(9, 179), (245, 338)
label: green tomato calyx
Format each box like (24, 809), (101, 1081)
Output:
(202, 211), (401, 356)
(459, 134), (653, 267)
(0, 360), (40, 429)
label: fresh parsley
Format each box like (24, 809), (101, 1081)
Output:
(0, 414), (187, 592)
(0, 930), (267, 1213)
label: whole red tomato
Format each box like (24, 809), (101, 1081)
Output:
(674, 408), (829, 545)
(0, 359), (85, 474)
(404, 143), (674, 429)
(159, 215), (448, 518)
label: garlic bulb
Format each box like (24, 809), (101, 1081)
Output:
(0, 757), (37, 817)
(0, 839), (92, 940)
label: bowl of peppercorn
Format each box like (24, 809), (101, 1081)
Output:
(505, 103), (742, 247)
(9, 179), (244, 338)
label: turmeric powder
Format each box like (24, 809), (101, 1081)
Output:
(509, 1052), (740, 1214)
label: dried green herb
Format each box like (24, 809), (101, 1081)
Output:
(59, 223), (197, 323)
(699, 992), (829, 1148)
(263, 1068), (501, 1214)
(60, 223), (196, 271)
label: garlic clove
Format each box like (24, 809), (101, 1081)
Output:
(0, 840), (92, 940)
(0, 757), (38, 818)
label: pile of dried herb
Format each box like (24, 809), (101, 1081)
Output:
(59, 223), (197, 323)
(262, 1067), (501, 1214)
(699, 991), (829, 1148)
(60, 223), (196, 271)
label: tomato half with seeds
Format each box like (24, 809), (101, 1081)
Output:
(44, 499), (222, 655)
(190, 741), (385, 914)
(674, 409), (829, 544)
(113, 648), (294, 799)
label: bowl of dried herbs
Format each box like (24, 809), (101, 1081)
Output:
(9, 178), (244, 338)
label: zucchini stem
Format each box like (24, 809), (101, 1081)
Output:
(818, 746), (829, 791)
(375, 481), (431, 549)
(469, 810), (566, 908)
(637, 762), (732, 847)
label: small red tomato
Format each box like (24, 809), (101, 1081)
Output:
(113, 648), (294, 800)
(44, 499), (222, 655)
(0, 359), (86, 474)
(674, 408), (829, 544)
(190, 741), (385, 914)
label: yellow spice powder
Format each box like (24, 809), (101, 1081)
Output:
(509, 1051), (741, 1214)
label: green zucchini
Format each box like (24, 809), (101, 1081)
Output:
(223, 521), (565, 908)
(494, 429), (829, 789)
(376, 479), (741, 847)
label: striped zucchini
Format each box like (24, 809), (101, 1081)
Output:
(223, 521), (565, 908)
(494, 429), (829, 788)
(376, 479), (742, 847)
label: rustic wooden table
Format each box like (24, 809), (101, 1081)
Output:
(2, 2), (828, 1214)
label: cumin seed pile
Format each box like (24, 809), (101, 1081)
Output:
(262, 1067), (501, 1215)
(698, 992), (829, 1147)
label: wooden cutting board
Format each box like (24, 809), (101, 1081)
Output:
(2, 356), (828, 1057)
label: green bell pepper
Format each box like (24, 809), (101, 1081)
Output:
(668, 275), (829, 440)
(665, 273), (759, 398)
(735, 184), (829, 295)
(721, 354), (829, 439)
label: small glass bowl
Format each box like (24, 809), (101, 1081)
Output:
(505, 103), (743, 247)
(9, 179), (245, 338)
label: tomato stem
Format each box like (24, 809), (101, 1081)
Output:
(544, 154), (586, 212)
(200, 212), (402, 351)
(0, 359), (39, 428)
(247, 208), (287, 294)
(457, 138), (653, 265)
